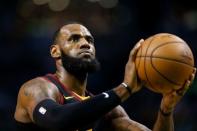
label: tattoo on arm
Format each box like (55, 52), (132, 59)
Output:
(24, 89), (30, 97)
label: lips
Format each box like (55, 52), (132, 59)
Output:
(79, 50), (93, 56)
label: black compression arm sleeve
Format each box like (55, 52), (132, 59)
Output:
(33, 90), (121, 130)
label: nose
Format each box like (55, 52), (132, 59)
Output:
(80, 38), (90, 50)
(80, 44), (90, 49)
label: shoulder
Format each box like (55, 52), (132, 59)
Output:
(18, 76), (60, 103)
(21, 77), (51, 95)
(15, 76), (61, 122)
(22, 76), (50, 89)
(22, 77), (51, 91)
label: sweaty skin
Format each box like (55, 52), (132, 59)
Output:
(14, 24), (196, 131)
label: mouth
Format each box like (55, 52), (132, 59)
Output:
(78, 50), (94, 60)
(78, 50), (93, 56)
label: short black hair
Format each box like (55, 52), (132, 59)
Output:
(52, 21), (85, 45)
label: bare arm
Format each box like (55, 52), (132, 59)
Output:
(109, 106), (151, 131)
(106, 39), (151, 131)
(109, 70), (194, 131)
(153, 68), (196, 131)
(14, 77), (60, 122)
(15, 77), (141, 130)
(112, 117), (151, 131)
(153, 109), (174, 131)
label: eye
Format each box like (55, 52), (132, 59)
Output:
(86, 36), (94, 44)
(73, 35), (81, 42)
(69, 35), (81, 43)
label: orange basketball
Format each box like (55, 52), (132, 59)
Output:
(135, 33), (195, 94)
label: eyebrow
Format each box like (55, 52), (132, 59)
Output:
(68, 33), (94, 42)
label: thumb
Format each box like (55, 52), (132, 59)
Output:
(129, 39), (144, 61)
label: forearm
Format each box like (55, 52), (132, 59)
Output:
(33, 89), (125, 130)
(153, 109), (174, 131)
(111, 117), (151, 131)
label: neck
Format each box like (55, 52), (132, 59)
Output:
(55, 63), (88, 96)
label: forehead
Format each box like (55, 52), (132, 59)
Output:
(60, 24), (92, 37)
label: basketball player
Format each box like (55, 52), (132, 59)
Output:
(14, 23), (196, 131)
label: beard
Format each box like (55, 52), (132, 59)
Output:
(61, 50), (100, 75)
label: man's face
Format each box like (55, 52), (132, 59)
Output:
(56, 24), (100, 74)
(58, 24), (96, 61)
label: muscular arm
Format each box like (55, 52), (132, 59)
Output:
(15, 78), (134, 130)
(103, 106), (151, 131)
(14, 78), (60, 122)
(153, 68), (196, 131)
(108, 105), (173, 131)
(153, 109), (173, 131)
(93, 39), (152, 131)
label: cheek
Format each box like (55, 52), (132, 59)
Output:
(92, 46), (96, 55)
(69, 49), (78, 57)
(62, 43), (78, 57)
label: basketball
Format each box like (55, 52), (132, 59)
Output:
(135, 33), (194, 94)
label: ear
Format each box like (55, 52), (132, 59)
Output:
(50, 44), (61, 59)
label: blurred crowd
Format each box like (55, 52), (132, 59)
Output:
(0, 0), (197, 130)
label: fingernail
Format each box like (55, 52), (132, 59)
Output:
(140, 39), (144, 42)
(193, 68), (196, 73)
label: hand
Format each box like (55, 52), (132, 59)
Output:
(160, 68), (196, 113)
(123, 39), (144, 94)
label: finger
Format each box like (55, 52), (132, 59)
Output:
(184, 80), (191, 91)
(193, 68), (196, 74)
(176, 80), (190, 96)
(193, 68), (196, 77)
(176, 68), (195, 96)
(130, 39), (144, 59)
(189, 73), (195, 85)
(189, 67), (196, 84)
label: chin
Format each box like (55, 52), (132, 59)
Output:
(79, 55), (94, 61)
(81, 57), (93, 62)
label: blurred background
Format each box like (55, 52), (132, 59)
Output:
(0, 0), (197, 130)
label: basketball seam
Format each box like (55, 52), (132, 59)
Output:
(151, 41), (185, 55)
(136, 45), (142, 69)
(136, 56), (193, 67)
(151, 41), (193, 66)
(150, 58), (182, 86)
(144, 37), (158, 92)
(150, 41), (187, 86)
